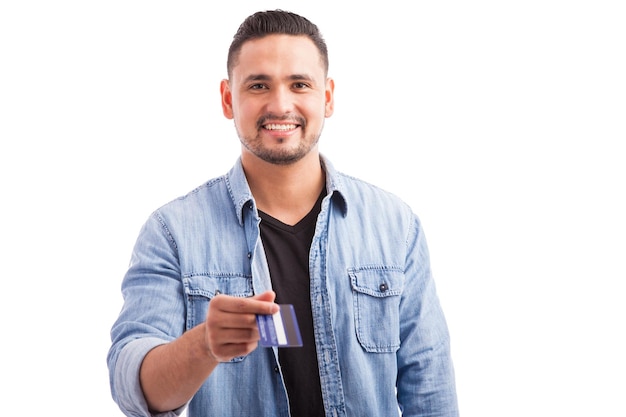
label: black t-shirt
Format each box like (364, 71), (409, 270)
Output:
(259, 191), (325, 417)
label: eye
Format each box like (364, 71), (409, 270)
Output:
(249, 83), (268, 90)
(292, 82), (310, 90)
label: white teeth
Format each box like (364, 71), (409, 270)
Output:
(264, 124), (297, 131)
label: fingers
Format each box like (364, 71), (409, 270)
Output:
(214, 290), (278, 314)
(204, 291), (279, 362)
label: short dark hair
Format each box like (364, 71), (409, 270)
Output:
(227, 10), (329, 77)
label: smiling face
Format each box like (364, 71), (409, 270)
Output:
(221, 34), (334, 166)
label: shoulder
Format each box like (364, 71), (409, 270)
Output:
(323, 156), (411, 214)
(159, 175), (229, 211)
(336, 171), (413, 215)
(147, 174), (237, 233)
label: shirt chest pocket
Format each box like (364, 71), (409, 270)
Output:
(183, 274), (253, 329)
(349, 266), (404, 353)
(184, 273), (254, 323)
(183, 274), (254, 362)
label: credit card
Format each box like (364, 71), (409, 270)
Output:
(256, 304), (303, 347)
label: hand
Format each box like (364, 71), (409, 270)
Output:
(204, 290), (279, 362)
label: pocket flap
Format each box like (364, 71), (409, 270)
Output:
(349, 266), (404, 297)
(183, 274), (253, 298)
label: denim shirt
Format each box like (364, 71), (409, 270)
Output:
(108, 156), (458, 417)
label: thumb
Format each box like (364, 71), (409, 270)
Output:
(252, 290), (276, 302)
(252, 291), (279, 313)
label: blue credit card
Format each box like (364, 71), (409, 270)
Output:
(256, 304), (303, 347)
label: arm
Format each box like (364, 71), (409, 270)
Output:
(108, 213), (278, 415)
(397, 215), (459, 416)
(140, 291), (279, 413)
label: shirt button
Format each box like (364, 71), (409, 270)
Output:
(379, 283), (388, 292)
(247, 252), (252, 259)
(273, 366), (280, 373)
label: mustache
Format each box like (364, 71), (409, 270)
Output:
(256, 113), (306, 129)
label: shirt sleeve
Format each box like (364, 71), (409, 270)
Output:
(113, 338), (186, 417)
(396, 214), (459, 417)
(107, 211), (188, 417)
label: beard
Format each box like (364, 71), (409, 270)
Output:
(237, 113), (322, 166)
(239, 137), (319, 165)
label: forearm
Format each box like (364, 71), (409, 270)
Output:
(140, 324), (219, 413)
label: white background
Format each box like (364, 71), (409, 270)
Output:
(1, 1), (624, 416)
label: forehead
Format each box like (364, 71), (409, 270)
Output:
(232, 34), (325, 81)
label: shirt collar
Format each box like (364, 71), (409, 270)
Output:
(226, 155), (348, 226)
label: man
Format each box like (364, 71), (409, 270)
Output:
(108, 9), (458, 417)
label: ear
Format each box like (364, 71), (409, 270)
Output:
(220, 79), (234, 119)
(324, 77), (335, 118)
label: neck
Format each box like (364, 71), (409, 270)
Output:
(242, 151), (325, 225)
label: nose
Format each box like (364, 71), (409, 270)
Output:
(266, 85), (294, 114)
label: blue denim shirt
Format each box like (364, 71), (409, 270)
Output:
(108, 156), (458, 417)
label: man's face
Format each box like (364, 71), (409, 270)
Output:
(221, 34), (334, 165)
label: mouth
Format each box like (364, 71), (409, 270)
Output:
(258, 114), (305, 133)
(262, 123), (299, 131)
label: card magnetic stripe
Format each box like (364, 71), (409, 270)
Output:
(278, 304), (302, 347)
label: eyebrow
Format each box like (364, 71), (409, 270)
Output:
(242, 73), (315, 84)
